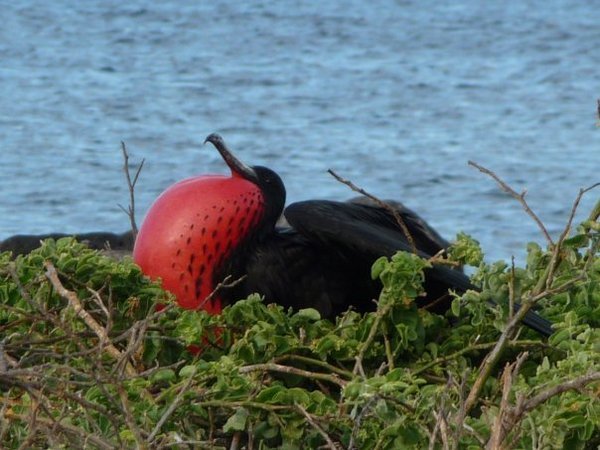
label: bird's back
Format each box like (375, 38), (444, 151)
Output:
(220, 199), (462, 318)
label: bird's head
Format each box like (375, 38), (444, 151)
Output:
(204, 133), (286, 235)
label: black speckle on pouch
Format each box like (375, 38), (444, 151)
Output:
(195, 278), (202, 298)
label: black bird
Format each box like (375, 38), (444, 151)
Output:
(132, 133), (553, 336)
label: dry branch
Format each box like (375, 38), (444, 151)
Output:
(295, 404), (338, 450)
(43, 261), (137, 377)
(328, 168), (418, 254)
(119, 141), (145, 239)
(239, 363), (347, 388)
(468, 161), (553, 246)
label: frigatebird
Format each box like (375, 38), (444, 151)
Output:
(133, 133), (553, 336)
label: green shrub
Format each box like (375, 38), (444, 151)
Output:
(0, 205), (598, 449)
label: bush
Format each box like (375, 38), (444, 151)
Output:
(0, 205), (598, 449)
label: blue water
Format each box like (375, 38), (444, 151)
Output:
(1, 1), (598, 262)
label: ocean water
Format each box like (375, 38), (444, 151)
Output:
(1, 0), (598, 262)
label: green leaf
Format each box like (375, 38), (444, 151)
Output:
(371, 256), (388, 280)
(223, 407), (249, 433)
(295, 308), (321, 321)
(564, 414), (586, 428)
(451, 297), (461, 317)
(562, 234), (588, 248)
(150, 368), (176, 383)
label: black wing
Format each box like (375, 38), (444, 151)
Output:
(285, 200), (473, 293)
(284, 200), (552, 336)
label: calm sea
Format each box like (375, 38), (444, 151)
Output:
(1, 0), (598, 261)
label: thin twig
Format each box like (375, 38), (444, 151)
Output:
(520, 371), (600, 414)
(119, 142), (145, 239)
(348, 396), (377, 450)
(508, 256), (516, 322)
(203, 274), (247, 306)
(487, 352), (528, 450)
(545, 182), (600, 290)
(6, 413), (116, 450)
(353, 302), (393, 376)
(116, 384), (147, 448)
(468, 161), (553, 246)
(230, 432), (242, 450)
(44, 261), (137, 377)
(147, 366), (198, 443)
(272, 355), (354, 380)
(413, 340), (547, 376)
(328, 168), (417, 254)
(239, 363), (347, 388)
(430, 376), (453, 450)
(295, 404), (338, 450)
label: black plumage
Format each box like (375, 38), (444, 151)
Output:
(204, 134), (552, 336)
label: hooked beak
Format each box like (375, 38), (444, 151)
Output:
(204, 133), (259, 183)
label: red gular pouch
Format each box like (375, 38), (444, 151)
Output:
(133, 174), (264, 314)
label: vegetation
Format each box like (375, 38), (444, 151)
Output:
(1, 184), (598, 449)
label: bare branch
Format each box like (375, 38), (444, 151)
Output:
(328, 168), (418, 254)
(353, 302), (393, 376)
(239, 363), (347, 388)
(119, 142), (145, 240)
(348, 397), (377, 450)
(202, 274), (247, 307)
(468, 161), (553, 246)
(546, 182), (600, 290)
(487, 352), (528, 449)
(147, 366), (197, 443)
(44, 261), (137, 377)
(116, 384), (146, 447)
(520, 371), (600, 414)
(295, 404), (338, 450)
